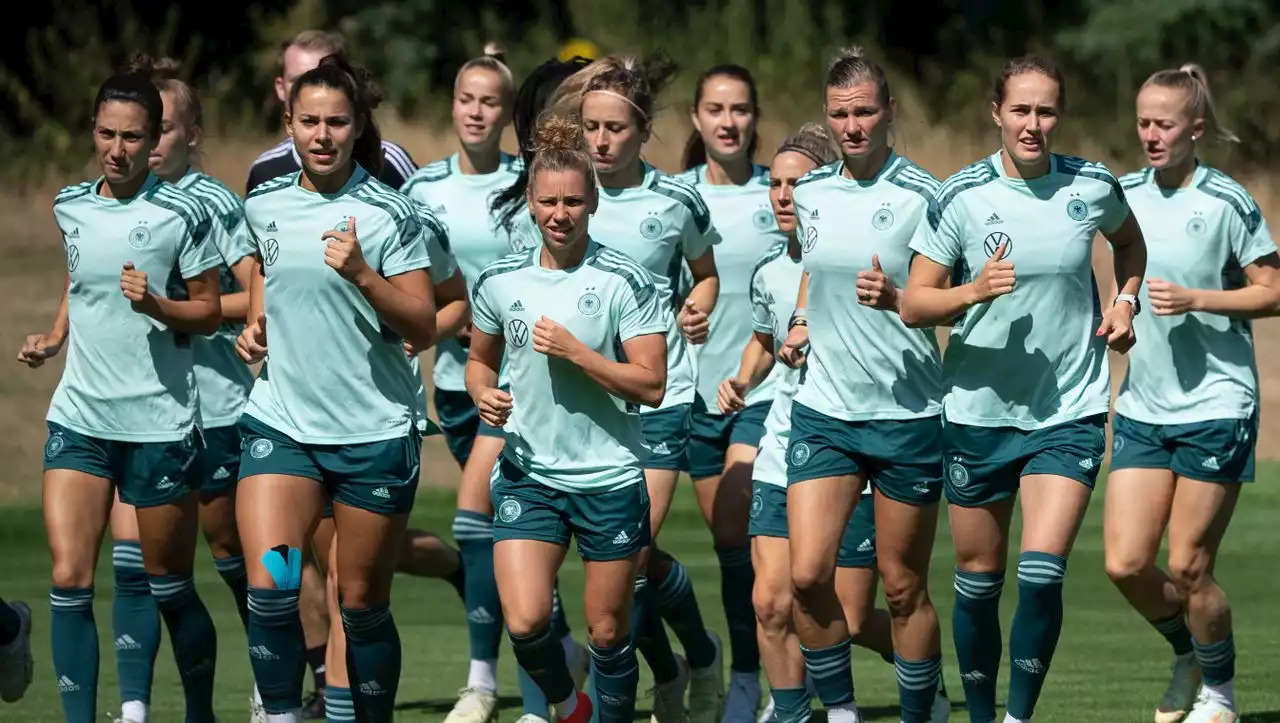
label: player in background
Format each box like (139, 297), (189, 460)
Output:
(403, 49), (589, 723)
(1105, 64), (1280, 723)
(901, 56), (1148, 723)
(467, 112), (669, 723)
(233, 55), (437, 723)
(0, 597), (34, 704)
(549, 53), (726, 723)
(778, 48), (949, 723)
(246, 30), (418, 194)
(676, 65), (782, 721)
(19, 70), (224, 723)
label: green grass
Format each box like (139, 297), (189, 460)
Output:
(3, 471), (1280, 723)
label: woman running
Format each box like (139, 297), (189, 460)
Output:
(676, 65), (781, 719)
(22, 70), (224, 723)
(778, 47), (948, 723)
(550, 53), (725, 723)
(233, 54), (437, 723)
(901, 55), (1147, 723)
(1105, 64), (1277, 723)
(468, 112), (668, 723)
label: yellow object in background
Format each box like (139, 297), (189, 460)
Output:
(558, 38), (600, 62)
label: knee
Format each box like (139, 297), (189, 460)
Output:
(752, 580), (793, 633)
(336, 577), (384, 610)
(51, 561), (94, 590)
(506, 611), (552, 639)
(586, 615), (626, 649)
(879, 562), (925, 618)
(1168, 549), (1212, 596)
(790, 558), (835, 603)
(1104, 551), (1151, 587)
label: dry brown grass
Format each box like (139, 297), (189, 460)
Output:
(2, 113), (1278, 502)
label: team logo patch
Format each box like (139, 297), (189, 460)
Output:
(752, 209), (775, 231)
(498, 498), (522, 523)
(67, 245), (80, 272)
(1186, 216), (1207, 237)
(127, 225), (151, 250)
(1066, 198), (1089, 222)
(639, 216), (664, 240)
(947, 461), (970, 488)
(334, 219), (350, 232)
(789, 442), (812, 467)
(750, 492), (763, 519)
(983, 231), (1012, 259)
(1112, 434), (1125, 457)
(248, 438), (274, 459)
(507, 319), (529, 347)
(578, 289), (602, 316)
(44, 433), (65, 460)
(802, 226), (818, 253)
(872, 207), (895, 231)
(261, 239), (280, 266)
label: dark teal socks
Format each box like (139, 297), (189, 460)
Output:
(590, 638), (640, 723)
(654, 554), (717, 669)
(1151, 610), (1194, 656)
(510, 625), (574, 705)
(247, 586), (306, 713)
(771, 687), (812, 723)
(952, 568), (1004, 723)
(453, 511), (503, 662)
(342, 603), (402, 722)
(325, 685), (355, 722)
(633, 576), (681, 684)
(716, 545), (758, 673)
(1193, 634), (1235, 686)
(800, 638), (854, 707)
(212, 554), (250, 628)
(1006, 552), (1067, 721)
(112, 542), (159, 708)
(149, 573), (218, 723)
(895, 654), (942, 723)
(50, 586), (98, 723)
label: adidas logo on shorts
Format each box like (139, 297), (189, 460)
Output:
(372, 487), (392, 499)
(613, 530), (631, 545)
(1078, 457), (1095, 471)
(857, 538), (873, 552)
(212, 466), (231, 480)
(156, 476), (175, 490)
(1202, 456), (1220, 471)
(652, 442), (670, 456)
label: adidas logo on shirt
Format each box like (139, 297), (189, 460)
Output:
(372, 487), (392, 499)
(809, 209), (820, 220)
(266, 221), (278, 232)
(249, 645), (279, 660)
(985, 213), (1003, 225)
(510, 300), (525, 312)
(58, 675), (80, 693)
(115, 635), (141, 651)
(856, 538), (873, 552)
(212, 466), (231, 481)
(68, 227), (80, 238)
(1202, 456), (1220, 471)
(1014, 658), (1046, 675)
(467, 607), (496, 624)
(613, 530), (631, 545)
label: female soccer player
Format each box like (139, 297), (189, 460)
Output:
(677, 65), (782, 718)
(551, 53), (725, 722)
(1105, 64), (1278, 723)
(21, 71), (224, 723)
(467, 112), (668, 723)
(777, 47), (948, 723)
(901, 56), (1148, 723)
(233, 55), (437, 723)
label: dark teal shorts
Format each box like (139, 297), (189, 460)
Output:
(640, 403), (692, 471)
(685, 399), (770, 479)
(748, 481), (876, 568)
(199, 424), (242, 496)
(1111, 413), (1256, 484)
(238, 415), (420, 516)
(433, 388), (504, 468)
(491, 457), (651, 561)
(786, 403), (943, 506)
(943, 414), (1107, 507)
(43, 422), (200, 508)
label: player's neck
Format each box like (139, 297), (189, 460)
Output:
(459, 144), (502, 175)
(539, 238), (589, 270)
(1154, 157), (1198, 190)
(157, 164), (191, 185)
(1001, 149), (1050, 180)
(300, 162), (355, 195)
(703, 155), (753, 186)
(598, 160), (644, 190)
(99, 171), (150, 200)
(841, 146), (891, 181)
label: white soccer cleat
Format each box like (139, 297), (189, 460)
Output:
(1183, 689), (1238, 723)
(720, 670), (761, 723)
(250, 689), (268, 723)
(650, 654), (691, 723)
(688, 632), (725, 723)
(0, 601), (33, 703)
(444, 687), (500, 723)
(756, 694), (776, 723)
(514, 716), (550, 723)
(1155, 653), (1203, 723)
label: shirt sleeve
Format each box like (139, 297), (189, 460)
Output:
(413, 203), (457, 284)
(1095, 174), (1131, 236)
(910, 202), (962, 268)
(617, 275), (667, 341)
(213, 209), (255, 267)
(680, 188), (721, 262)
(178, 206), (223, 280)
(380, 209), (432, 278)
(1229, 198), (1276, 269)
(471, 280), (501, 335)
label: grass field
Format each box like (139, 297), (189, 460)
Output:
(2, 473), (1280, 723)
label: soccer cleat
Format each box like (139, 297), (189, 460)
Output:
(515, 716), (550, 723)
(111, 718), (144, 723)
(756, 694), (776, 723)
(650, 654), (691, 723)
(301, 688), (326, 720)
(1155, 654), (1203, 723)
(929, 687), (951, 722)
(1183, 690), (1238, 723)
(720, 671), (761, 723)
(688, 632), (725, 723)
(555, 691), (593, 723)
(444, 687), (500, 723)
(0, 601), (33, 703)
(568, 640), (590, 691)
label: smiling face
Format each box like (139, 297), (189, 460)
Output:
(287, 84), (362, 177)
(94, 100), (156, 185)
(769, 150), (819, 235)
(691, 75), (756, 164)
(1137, 84), (1201, 170)
(824, 81), (893, 161)
(529, 167), (596, 251)
(993, 71), (1061, 168)
(582, 91), (647, 179)
(452, 66), (510, 152)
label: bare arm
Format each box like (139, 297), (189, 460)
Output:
(678, 252), (721, 345)
(1152, 253), (1280, 319)
(17, 278), (69, 367)
(737, 331), (776, 390)
(220, 256), (255, 323)
(350, 269), (437, 350)
(1105, 213), (1146, 300)
(432, 270), (471, 343)
(901, 254), (989, 329)
(122, 266), (222, 335)
(465, 328), (513, 428)
(534, 317), (667, 408)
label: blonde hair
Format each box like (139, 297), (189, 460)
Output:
(126, 53), (202, 128)
(776, 123), (839, 167)
(550, 52), (679, 130)
(279, 29), (345, 69)
(825, 46), (890, 105)
(456, 44), (516, 102)
(527, 113), (596, 194)
(1142, 63), (1238, 143)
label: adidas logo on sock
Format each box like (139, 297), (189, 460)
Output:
(115, 634), (141, 651)
(212, 466), (231, 480)
(266, 221), (278, 232)
(467, 607), (496, 624)
(359, 681), (386, 696)
(959, 670), (987, 682)
(856, 538), (873, 552)
(509, 300), (525, 312)
(1202, 456), (1220, 471)
(249, 645), (279, 660)
(58, 675), (80, 692)
(985, 212), (1003, 225)
(1013, 658), (1045, 675)
(613, 530), (631, 545)
(372, 487), (392, 499)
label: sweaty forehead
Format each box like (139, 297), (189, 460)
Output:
(771, 151), (816, 180)
(96, 100), (150, 129)
(582, 92), (635, 122)
(1001, 73), (1060, 106)
(826, 83), (880, 108)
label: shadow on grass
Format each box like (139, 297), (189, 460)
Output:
(1242, 712), (1280, 723)
(395, 695), (523, 713)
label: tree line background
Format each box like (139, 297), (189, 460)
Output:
(3, 0), (1279, 186)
